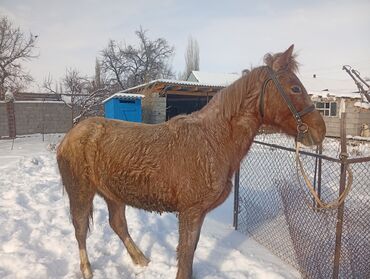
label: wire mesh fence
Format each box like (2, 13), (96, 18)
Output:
(234, 132), (370, 279)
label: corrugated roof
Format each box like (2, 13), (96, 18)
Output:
(102, 93), (145, 103)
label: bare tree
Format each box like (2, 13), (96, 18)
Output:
(0, 16), (38, 99)
(179, 36), (200, 80)
(101, 27), (175, 90)
(44, 68), (110, 124)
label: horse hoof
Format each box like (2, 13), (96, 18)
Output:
(81, 263), (93, 279)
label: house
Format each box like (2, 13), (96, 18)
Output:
(300, 75), (370, 137)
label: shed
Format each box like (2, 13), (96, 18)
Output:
(121, 79), (228, 124)
(103, 93), (145, 122)
(121, 71), (240, 124)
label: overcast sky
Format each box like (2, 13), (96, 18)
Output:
(1, 0), (369, 91)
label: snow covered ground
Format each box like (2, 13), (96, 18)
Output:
(0, 134), (300, 279)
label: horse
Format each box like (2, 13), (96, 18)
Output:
(56, 45), (326, 279)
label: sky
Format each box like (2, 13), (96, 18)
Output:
(1, 0), (370, 92)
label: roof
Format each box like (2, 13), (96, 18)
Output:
(188, 71), (240, 86)
(354, 101), (370, 110)
(122, 79), (226, 96)
(123, 79), (226, 91)
(14, 92), (63, 101)
(102, 93), (145, 103)
(299, 75), (361, 99)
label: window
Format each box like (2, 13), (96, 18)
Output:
(315, 101), (337, 117)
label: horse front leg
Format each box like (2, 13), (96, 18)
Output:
(105, 199), (150, 266)
(176, 209), (206, 279)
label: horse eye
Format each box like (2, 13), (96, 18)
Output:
(291, 86), (302, 93)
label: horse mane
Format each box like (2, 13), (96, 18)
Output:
(205, 50), (299, 121)
(215, 68), (262, 120)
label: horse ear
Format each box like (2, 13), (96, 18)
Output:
(273, 44), (295, 71)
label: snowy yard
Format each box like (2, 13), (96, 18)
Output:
(0, 134), (300, 279)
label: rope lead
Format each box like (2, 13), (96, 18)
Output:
(295, 142), (353, 210)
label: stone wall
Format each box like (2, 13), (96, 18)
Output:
(0, 101), (72, 137)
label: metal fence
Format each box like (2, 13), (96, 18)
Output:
(233, 117), (370, 279)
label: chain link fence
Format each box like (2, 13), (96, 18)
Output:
(234, 131), (370, 279)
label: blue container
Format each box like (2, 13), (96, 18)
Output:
(103, 93), (144, 122)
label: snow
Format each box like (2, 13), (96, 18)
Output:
(102, 93), (145, 104)
(354, 101), (370, 110)
(299, 74), (359, 98)
(0, 134), (300, 279)
(4, 90), (14, 102)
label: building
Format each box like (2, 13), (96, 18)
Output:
(300, 75), (370, 137)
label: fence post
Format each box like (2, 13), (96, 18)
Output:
(233, 167), (240, 230)
(317, 144), (323, 207)
(313, 144), (323, 208)
(333, 112), (348, 279)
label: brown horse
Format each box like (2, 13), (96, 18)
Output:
(57, 45), (326, 279)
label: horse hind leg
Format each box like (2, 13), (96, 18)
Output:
(67, 186), (95, 279)
(105, 199), (150, 266)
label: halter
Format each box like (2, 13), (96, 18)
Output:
(259, 66), (315, 140)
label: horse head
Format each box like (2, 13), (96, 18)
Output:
(260, 45), (326, 146)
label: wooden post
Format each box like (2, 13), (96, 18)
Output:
(332, 112), (348, 279)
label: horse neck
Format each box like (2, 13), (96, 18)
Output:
(196, 69), (264, 171)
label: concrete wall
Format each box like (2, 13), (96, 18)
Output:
(323, 99), (370, 137)
(0, 101), (72, 137)
(141, 93), (166, 124)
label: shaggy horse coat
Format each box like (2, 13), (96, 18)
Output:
(57, 45), (326, 279)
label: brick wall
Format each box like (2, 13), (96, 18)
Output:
(0, 101), (72, 137)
